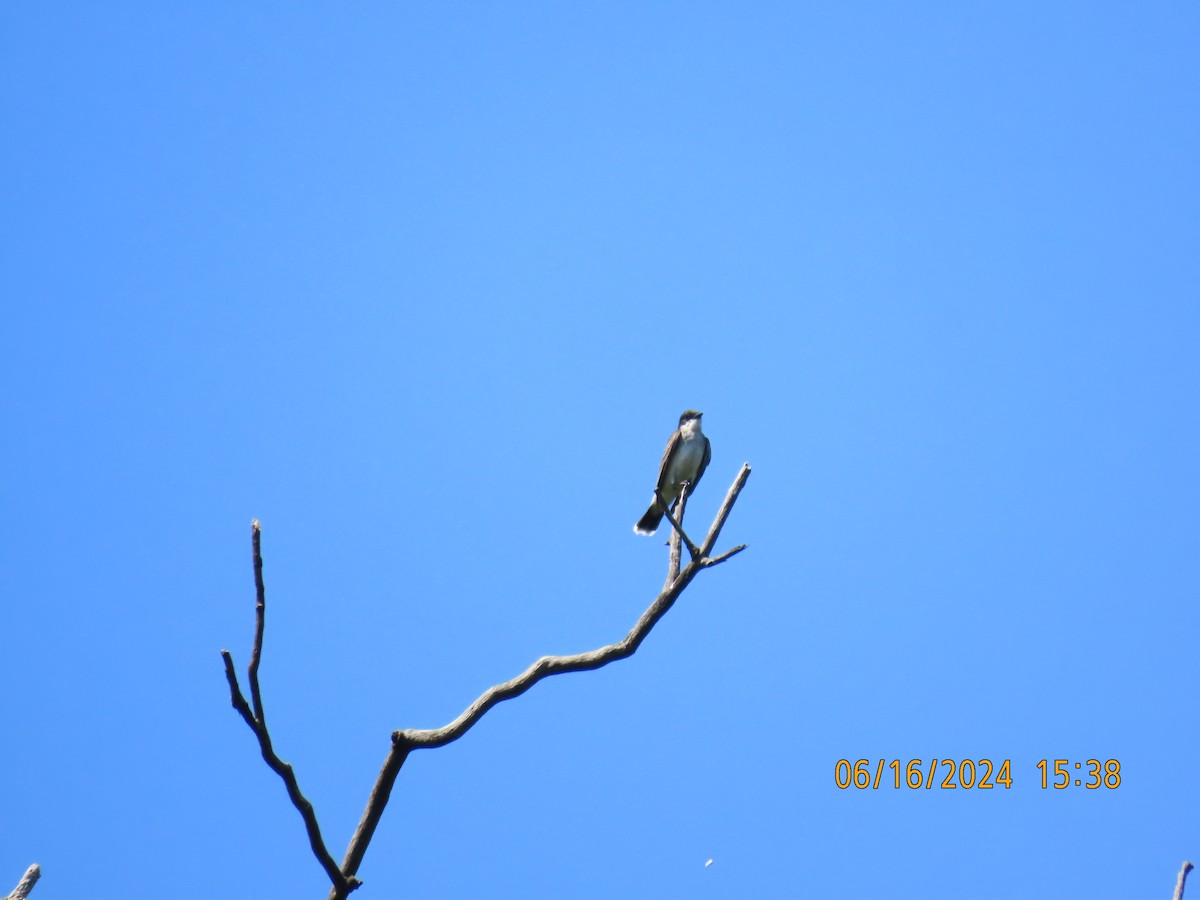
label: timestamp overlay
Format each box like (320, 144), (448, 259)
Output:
(833, 759), (1122, 791)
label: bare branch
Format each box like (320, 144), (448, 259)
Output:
(699, 463), (751, 558)
(223, 522), (358, 897)
(334, 464), (747, 893)
(656, 486), (701, 561)
(1175, 861), (1194, 900)
(248, 520), (267, 725)
(703, 544), (748, 568)
(665, 488), (687, 588)
(230, 465), (751, 899)
(398, 465), (751, 751)
(332, 739), (411, 897)
(220, 649), (255, 729)
(5, 864), (40, 900)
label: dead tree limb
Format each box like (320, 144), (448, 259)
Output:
(1176, 861), (1194, 900)
(222, 464), (750, 900)
(657, 484), (700, 562)
(4, 865), (40, 900)
(334, 463), (751, 895)
(664, 484), (689, 587)
(221, 521), (359, 897)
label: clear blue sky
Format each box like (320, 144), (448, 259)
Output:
(3, 3), (1198, 898)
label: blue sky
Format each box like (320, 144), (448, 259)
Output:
(2, 3), (1198, 898)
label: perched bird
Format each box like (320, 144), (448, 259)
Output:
(634, 410), (711, 535)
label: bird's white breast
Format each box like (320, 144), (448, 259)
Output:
(667, 429), (706, 486)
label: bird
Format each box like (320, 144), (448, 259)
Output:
(634, 410), (711, 535)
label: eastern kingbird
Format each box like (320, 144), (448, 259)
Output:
(634, 410), (711, 535)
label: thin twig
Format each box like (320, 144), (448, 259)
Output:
(1175, 861), (1194, 900)
(220, 650), (255, 729)
(223, 522), (358, 897)
(703, 544), (748, 568)
(5, 864), (40, 900)
(248, 520), (267, 724)
(699, 463), (751, 558)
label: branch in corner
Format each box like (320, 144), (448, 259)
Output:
(1175, 861), (1194, 900)
(5, 864), (40, 900)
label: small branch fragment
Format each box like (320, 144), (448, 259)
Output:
(703, 544), (747, 568)
(220, 649), (256, 729)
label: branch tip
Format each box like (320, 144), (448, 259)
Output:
(704, 544), (748, 567)
(6, 864), (41, 900)
(1175, 860), (1194, 900)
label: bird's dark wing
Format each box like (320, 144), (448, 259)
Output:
(655, 429), (681, 493)
(694, 435), (712, 488)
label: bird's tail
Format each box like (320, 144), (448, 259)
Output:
(634, 502), (664, 535)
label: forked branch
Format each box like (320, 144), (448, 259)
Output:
(222, 521), (359, 897)
(334, 463), (751, 892)
(222, 465), (750, 900)
(656, 485), (701, 561)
